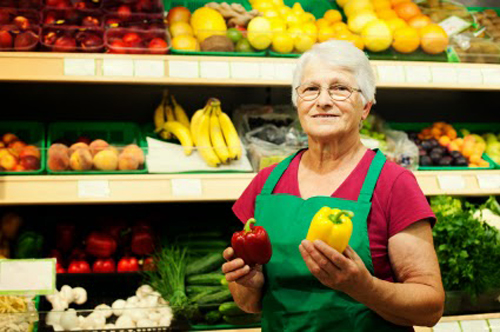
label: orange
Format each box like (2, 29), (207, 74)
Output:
(448, 141), (460, 152)
(331, 21), (349, 33)
(470, 154), (482, 164)
(169, 21), (194, 38)
(324, 9), (342, 23)
(455, 138), (464, 148)
(172, 35), (199, 51)
(408, 15), (431, 30)
(386, 17), (408, 32)
(390, 0), (410, 6)
(438, 135), (451, 147)
(376, 9), (398, 20)
(392, 26), (420, 53)
(318, 25), (336, 42)
(372, 0), (391, 11)
(316, 18), (331, 29)
(420, 23), (448, 54)
(394, 2), (421, 21)
(446, 128), (457, 140)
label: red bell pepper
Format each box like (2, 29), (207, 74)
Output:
(93, 258), (115, 273)
(56, 263), (66, 274)
(231, 218), (272, 267)
(85, 232), (117, 258)
(131, 229), (155, 256)
(68, 260), (91, 273)
(56, 224), (76, 253)
(117, 257), (139, 272)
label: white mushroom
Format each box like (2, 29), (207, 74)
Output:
(136, 285), (154, 299)
(126, 296), (139, 305)
(130, 309), (147, 323)
(158, 297), (168, 305)
(52, 324), (63, 332)
(159, 316), (172, 327)
(78, 316), (85, 325)
(112, 299), (126, 316)
(148, 311), (161, 323)
(137, 318), (154, 328)
(45, 310), (63, 326)
(60, 285), (74, 304)
(51, 297), (69, 311)
(94, 304), (113, 319)
(143, 295), (158, 308)
(60, 310), (79, 331)
(104, 324), (115, 329)
(115, 315), (135, 328)
(72, 287), (87, 305)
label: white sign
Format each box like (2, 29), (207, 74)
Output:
(168, 60), (199, 78)
(460, 320), (489, 332)
(230, 62), (260, 79)
(0, 259), (56, 295)
(457, 68), (483, 84)
(78, 180), (110, 198)
(431, 67), (458, 84)
(476, 174), (500, 189)
(376, 65), (406, 83)
(200, 61), (230, 79)
(439, 15), (472, 36)
(437, 175), (466, 191)
(482, 68), (500, 85)
(64, 59), (96, 76)
(102, 59), (134, 77)
(259, 63), (276, 80)
(405, 66), (431, 83)
(274, 63), (295, 81)
(433, 321), (461, 332)
(134, 60), (164, 78)
(171, 179), (202, 196)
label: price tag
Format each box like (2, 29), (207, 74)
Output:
(476, 174), (500, 189)
(168, 60), (199, 78)
(404, 66), (431, 83)
(200, 61), (230, 79)
(64, 59), (96, 76)
(457, 68), (483, 84)
(439, 15), (472, 36)
(230, 61), (260, 79)
(259, 63), (276, 80)
(482, 68), (500, 85)
(437, 175), (466, 191)
(78, 180), (110, 198)
(376, 65), (406, 83)
(433, 321), (461, 332)
(0, 259), (56, 295)
(171, 179), (202, 196)
(431, 67), (458, 83)
(460, 320), (489, 332)
(134, 60), (164, 78)
(102, 59), (134, 77)
(274, 63), (295, 81)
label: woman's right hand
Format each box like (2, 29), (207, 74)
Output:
(222, 247), (265, 290)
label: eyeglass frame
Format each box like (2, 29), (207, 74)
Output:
(295, 83), (363, 102)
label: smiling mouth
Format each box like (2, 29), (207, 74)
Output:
(312, 114), (339, 118)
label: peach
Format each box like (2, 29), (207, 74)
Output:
(48, 150), (70, 171)
(89, 139), (109, 156)
(19, 156), (39, 170)
(107, 146), (119, 157)
(93, 149), (118, 171)
(2, 133), (18, 145)
(14, 164), (25, 172)
(69, 142), (90, 156)
(49, 143), (69, 156)
(0, 153), (18, 170)
(69, 149), (93, 171)
(122, 144), (144, 165)
(9, 140), (26, 155)
(118, 152), (139, 171)
(0, 148), (9, 160)
(19, 145), (40, 160)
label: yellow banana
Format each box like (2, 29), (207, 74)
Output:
(218, 106), (242, 160)
(196, 101), (221, 167)
(171, 96), (191, 129)
(210, 105), (230, 164)
(190, 101), (210, 146)
(162, 121), (194, 156)
(153, 92), (167, 133)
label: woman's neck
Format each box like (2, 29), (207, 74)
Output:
(303, 134), (366, 174)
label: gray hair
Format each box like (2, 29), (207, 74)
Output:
(291, 40), (376, 107)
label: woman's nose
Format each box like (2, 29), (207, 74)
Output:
(316, 88), (334, 109)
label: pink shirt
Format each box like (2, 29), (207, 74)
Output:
(233, 149), (436, 282)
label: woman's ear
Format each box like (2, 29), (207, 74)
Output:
(361, 101), (373, 121)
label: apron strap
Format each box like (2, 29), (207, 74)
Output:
(358, 149), (386, 203)
(260, 149), (305, 195)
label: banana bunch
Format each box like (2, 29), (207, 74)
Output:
(153, 90), (194, 155)
(191, 98), (242, 167)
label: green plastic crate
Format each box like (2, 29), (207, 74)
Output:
(171, 48), (267, 57)
(388, 122), (496, 171)
(453, 122), (500, 169)
(0, 121), (46, 176)
(47, 122), (147, 175)
(190, 322), (260, 330)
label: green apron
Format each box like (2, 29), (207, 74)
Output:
(255, 149), (409, 332)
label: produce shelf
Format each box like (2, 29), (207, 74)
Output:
(0, 170), (499, 205)
(0, 52), (500, 90)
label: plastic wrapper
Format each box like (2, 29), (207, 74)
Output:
(0, 295), (39, 332)
(41, 26), (104, 53)
(451, 33), (500, 64)
(42, 8), (103, 27)
(105, 27), (170, 54)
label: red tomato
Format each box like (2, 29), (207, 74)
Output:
(117, 257), (139, 272)
(68, 260), (91, 273)
(93, 258), (116, 273)
(56, 263), (66, 274)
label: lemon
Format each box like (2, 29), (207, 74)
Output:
(337, 0), (350, 7)
(295, 34), (316, 52)
(248, 17), (273, 50)
(263, 9), (280, 19)
(272, 31), (294, 53)
(253, 1), (274, 12)
(344, 0), (374, 17)
(385, 17), (407, 32)
(271, 0), (284, 6)
(324, 9), (342, 23)
(285, 13), (302, 27)
(302, 22), (318, 38)
(270, 17), (287, 33)
(361, 19), (392, 52)
(348, 10), (377, 34)
(278, 6), (292, 18)
(318, 25), (336, 42)
(300, 12), (316, 24)
(292, 2), (305, 15)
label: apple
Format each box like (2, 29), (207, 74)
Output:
(0, 142), (4, 148)
(80, 33), (103, 52)
(82, 16), (100, 27)
(13, 16), (30, 31)
(19, 145), (40, 159)
(2, 133), (18, 145)
(53, 35), (77, 52)
(109, 39), (127, 54)
(0, 31), (13, 49)
(148, 37), (167, 54)
(55, 1), (70, 9)
(20, 155), (40, 170)
(123, 32), (141, 46)
(117, 5), (132, 20)
(166, 6), (191, 24)
(0, 149), (9, 159)
(13, 164), (26, 172)
(9, 141), (26, 155)
(74, 1), (87, 9)
(46, 0), (60, 6)
(0, 153), (17, 171)
(14, 31), (38, 51)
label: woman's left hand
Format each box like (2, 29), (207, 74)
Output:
(299, 240), (374, 296)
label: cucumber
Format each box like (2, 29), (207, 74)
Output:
(223, 314), (261, 325)
(187, 285), (226, 296)
(186, 252), (225, 276)
(189, 290), (216, 303)
(204, 310), (222, 324)
(187, 273), (226, 286)
(219, 302), (245, 316)
(196, 289), (233, 305)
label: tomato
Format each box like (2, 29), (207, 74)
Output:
(93, 258), (116, 273)
(56, 263), (66, 274)
(68, 260), (91, 273)
(117, 257), (139, 272)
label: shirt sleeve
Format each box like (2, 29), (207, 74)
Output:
(232, 166), (275, 224)
(387, 170), (436, 238)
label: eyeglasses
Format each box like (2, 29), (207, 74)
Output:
(295, 84), (362, 101)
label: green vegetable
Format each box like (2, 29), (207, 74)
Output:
(186, 252), (225, 276)
(485, 196), (500, 216)
(219, 302), (245, 316)
(187, 273), (226, 286)
(187, 285), (226, 296)
(431, 196), (463, 217)
(190, 290), (217, 303)
(14, 231), (43, 259)
(223, 314), (261, 325)
(205, 310), (222, 324)
(195, 289), (232, 305)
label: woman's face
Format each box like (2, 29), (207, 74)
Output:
(296, 60), (371, 142)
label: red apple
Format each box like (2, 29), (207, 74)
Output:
(13, 16), (30, 31)
(13, 164), (26, 172)
(14, 31), (38, 50)
(20, 155), (40, 170)
(0, 31), (13, 49)
(123, 32), (141, 46)
(82, 16), (100, 27)
(9, 141), (27, 155)
(109, 39), (127, 54)
(117, 5), (131, 20)
(80, 33), (103, 52)
(53, 35), (76, 52)
(148, 37), (167, 54)
(55, 1), (70, 9)
(19, 145), (41, 159)
(166, 6), (191, 24)
(43, 32), (57, 45)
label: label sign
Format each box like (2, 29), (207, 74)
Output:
(134, 60), (164, 78)
(433, 321), (461, 332)
(64, 59), (96, 76)
(102, 59), (134, 76)
(78, 180), (110, 198)
(457, 68), (483, 84)
(230, 62), (260, 79)
(438, 175), (466, 191)
(171, 179), (202, 196)
(405, 66), (431, 83)
(168, 60), (199, 78)
(477, 174), (500, 189)
(431, 67), (457, 84)
(460, 320), (489, 332)
(377, 65), (405, 83)
(0, 259), (56, 295)
(200, 61), (230, 79)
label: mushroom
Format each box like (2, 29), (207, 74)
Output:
(112, 299), (126, 316)
(72, 287), (87, 305)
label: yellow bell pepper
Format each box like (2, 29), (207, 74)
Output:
(306, 206), (354, 253)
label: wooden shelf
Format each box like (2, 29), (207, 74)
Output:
(0, 170), (498, 205)
(0, 52), (499, 89)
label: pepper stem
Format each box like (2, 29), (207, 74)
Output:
(244, 218), (256, 233)
(329, 212), (345, 225)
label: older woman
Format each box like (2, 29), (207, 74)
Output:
(222, 40), (444, 331)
